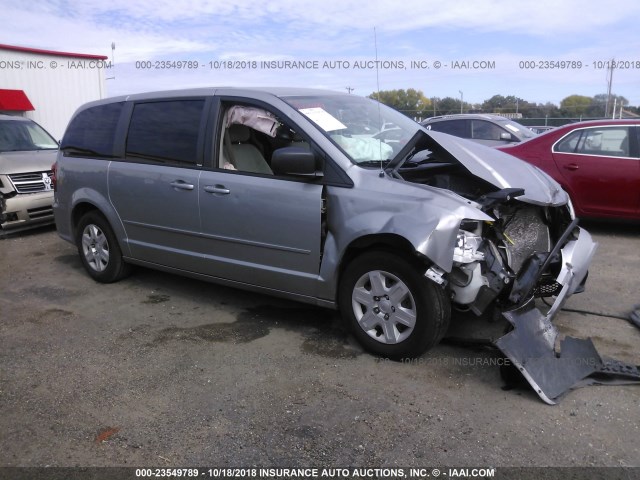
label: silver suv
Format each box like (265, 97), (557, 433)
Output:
(0, 115), (58, 233)
(53, 88), (598, 403)
(421, 114), (536, 146)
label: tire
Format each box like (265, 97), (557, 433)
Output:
(75, 211), (131, 283)
(338, 251), (450, 359)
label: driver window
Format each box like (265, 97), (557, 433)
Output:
(219, 104), (310, 175)
(471, 120), (507, 141)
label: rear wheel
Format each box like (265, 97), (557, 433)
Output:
(338, 251), (450, 359)
(75, 211), (131, 283)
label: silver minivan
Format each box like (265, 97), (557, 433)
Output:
(53, 88), (598, 403)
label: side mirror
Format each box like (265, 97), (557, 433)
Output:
(272, 146), (322, 177)
(500, 132), (513, 141)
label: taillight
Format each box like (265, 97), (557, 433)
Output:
(51, 161), (57, 191)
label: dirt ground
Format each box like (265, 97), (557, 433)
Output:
(1, 221), (639, 469)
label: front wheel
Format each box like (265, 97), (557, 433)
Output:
(338, 251), (450, 359)
(75, 211), (131, 283)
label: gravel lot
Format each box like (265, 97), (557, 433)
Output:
(1, 221), (639, 469)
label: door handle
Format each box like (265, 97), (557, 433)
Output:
(563, 164), (579, 171)
(204, 185), (230, 195)
(170, 180), (195, 190)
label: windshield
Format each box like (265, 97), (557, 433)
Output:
(0, 120), (58, 152)
(501, 119), (536, 139)
(283, 94), (421, 166)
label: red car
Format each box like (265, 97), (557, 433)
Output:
(498, 120), (640, 220)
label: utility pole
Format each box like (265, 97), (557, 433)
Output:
(605, 58), (614, 117)
(620, 100), (624, 119)
(106, 42), (115, 80)
(459, 90), (463, 114)
(345, 86), (354, 94)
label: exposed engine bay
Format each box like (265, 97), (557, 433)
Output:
(388, 133), (640, 404)
(395, 138), (573, 317)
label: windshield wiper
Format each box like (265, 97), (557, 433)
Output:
(357, 160), (391, 167)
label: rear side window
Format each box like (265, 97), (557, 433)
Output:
(61, 102), (124, 157)
(126, 100), (205, 165)
(428, 120), (468, 137)
(554, 127), (631, 157)
(554, 130), (582, 153)
(577, 127), (630, 157)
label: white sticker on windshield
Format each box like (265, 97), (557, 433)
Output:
(504, 124), (520, 133)
(299, 107), (347, 132)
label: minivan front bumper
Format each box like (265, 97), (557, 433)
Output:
(496, 226), (601, 404)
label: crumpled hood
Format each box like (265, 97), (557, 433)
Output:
(0, 150), (58, 175)
(423, 131), (568, 206)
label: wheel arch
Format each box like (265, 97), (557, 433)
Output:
(71, 202), (101, 235)
(69, 191), (129, 257)
(336, 233), (429, 295)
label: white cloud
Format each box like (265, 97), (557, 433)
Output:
(23, 0), (639, 36)
(6, 0), (640, 53)
(2, 0), (638, 104)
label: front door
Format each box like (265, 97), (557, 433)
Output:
(197, 171), (322, 297)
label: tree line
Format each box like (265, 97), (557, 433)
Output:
(368, 89), (638, 119)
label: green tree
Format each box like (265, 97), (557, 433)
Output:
(590, 93), (630, 117)
(434, 96), (463, 115)
(517, 101), (561, 118)
(369, 89), (431, 118)
(481, 94), (535, 116)
(560, 95), (593, 117)
(481, 94), (510, 113)
(427, 96), (473, 115)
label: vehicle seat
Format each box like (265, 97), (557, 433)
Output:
(226, 124), (273, 175)
(618, 136), (629, 156)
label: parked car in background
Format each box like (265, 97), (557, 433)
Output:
(420, 114), (536, 146)
(0, 115), (58, 233)
(528, 125), (556, 134)
(498, 119), (640, 220)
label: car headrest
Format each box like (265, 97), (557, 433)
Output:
(228, 124), (251, 143)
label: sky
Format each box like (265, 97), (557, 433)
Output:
(2, 0), (639, 108)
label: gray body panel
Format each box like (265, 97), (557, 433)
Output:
(425, 132), (567, 206)
(109, 162), (203, 272)
(197, 170), (322, 296)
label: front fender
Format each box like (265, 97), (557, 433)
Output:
(316, 183), (492, 302)
(330, 187), (491, 272)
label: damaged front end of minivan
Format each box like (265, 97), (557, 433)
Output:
(389, 131), (614, 403)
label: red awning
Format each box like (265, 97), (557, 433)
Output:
(0, 89), (35, 111)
